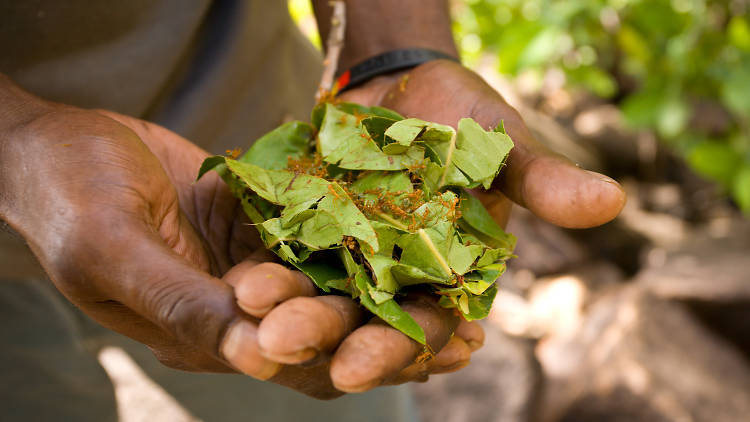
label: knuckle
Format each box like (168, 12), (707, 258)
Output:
(247, 262), (295, 285)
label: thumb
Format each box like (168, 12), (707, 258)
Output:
(491, 111), (626, 229)
(90, 219), (280, 379)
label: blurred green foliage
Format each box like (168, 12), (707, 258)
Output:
(452, 0), (750, 212)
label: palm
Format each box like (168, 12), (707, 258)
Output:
(102, 111), (269, 276)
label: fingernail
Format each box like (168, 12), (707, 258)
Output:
(260, 347), (318, 365)
(237, 300), (273, 317)
(434, 360), (471, 374)
(467, 340), (483, 352)
(221, 320), (280, 380)
(585, 170), (623, 188)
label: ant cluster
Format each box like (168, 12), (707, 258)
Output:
(285, 153), (462, 233)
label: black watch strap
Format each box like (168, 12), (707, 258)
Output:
(334, 48), (460, 94)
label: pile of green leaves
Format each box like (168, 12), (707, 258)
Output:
(198, 102), (515, 344)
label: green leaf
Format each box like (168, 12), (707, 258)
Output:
(196, 156), (228, 181)
(223, 160), (378, 252)
(464, 266), (505, 295)
(367, 284), (395, 305)
(458, 190), (515, 249)
(317, 104), (424, 170)
(411, 191), (459, 228)
(421, 161), (472, 192)
(361, 222), (402, 292)
(198, 156), (271, 226)
(261, 218), (300, 247)
(314, 182), (379, 251)
(203, 102), (516, 331)
(447, 238), (484, 275)
(338, 247), (360, 277)
(476, 248), (514, 268)
(350, 171), (413, 197)
(354, 269), (425, 344)
(362, 116), (398, 148)
(464, 284), (497, 321)
(391, 263), (453, 287)
(326, 278), (355, 295)
(239, 121), (314, 169)
(451, 118), (514, 189)
(463, 283), (498, 321)
(292, 260), (347, 293)
(334, 102), (405, 121)
(224, 159), (329, 206)
(439, 283), (498, 321)
(383, 118), (455, 154)
(397, 222), (455, 280)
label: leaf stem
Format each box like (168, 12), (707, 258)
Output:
(418, 229), (452, 276)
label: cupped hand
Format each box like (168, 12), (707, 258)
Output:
(333, 59), (627, 389)
(0, 84), (479, 398)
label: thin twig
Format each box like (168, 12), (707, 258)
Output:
(316, 0), (346, 102)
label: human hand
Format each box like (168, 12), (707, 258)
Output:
(332, 60), (626, 387)
(0, 77), (481, 398)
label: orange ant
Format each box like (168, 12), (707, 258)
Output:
(225, 148), (242, 159)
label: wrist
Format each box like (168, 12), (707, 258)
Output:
(335, 48), (459, 94)
(0, 74), (56, 134)
(312, 0), (459, 71)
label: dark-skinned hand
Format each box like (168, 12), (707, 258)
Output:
(330, 59), (627, 389)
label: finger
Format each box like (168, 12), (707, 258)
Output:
(330, 296), (458, 393)
(391, 336), (473, 383)
(468, 103), (626, 229)
(455, 319), (485, 352)
(224, 261), (317, 317)
(498, 148), (626, 229)
(221, 319), (281, 380)
(257, 296), (365, 364)
(466, 97), (626, 229)
(428, 336), (473, 374)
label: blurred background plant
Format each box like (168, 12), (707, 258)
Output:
(289, 0), (750, 213)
